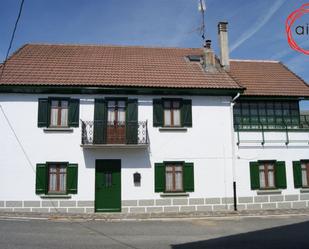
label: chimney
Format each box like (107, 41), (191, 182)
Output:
(202, 40), (216, 72)
(218, 21), (230, 71)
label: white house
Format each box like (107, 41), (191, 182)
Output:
(0, 22), (309, 214)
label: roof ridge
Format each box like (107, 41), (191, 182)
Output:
(230, 59), (279, 63)
(25, 43), (202, 50)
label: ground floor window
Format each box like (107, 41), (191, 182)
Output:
(301, 161), (309, 187)
(259, 162), (275, 189)
(293, 160), (309, 188)
(165, 164), (183, 192)
(154, 162), (194, 193)
(48, 164), (67, 194)
(250, 161), (286, 190)
(35, 162), (78, 195)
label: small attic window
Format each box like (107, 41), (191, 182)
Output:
(187, 55), (201, 62)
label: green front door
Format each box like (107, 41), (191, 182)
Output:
(95, 159), (121, 212)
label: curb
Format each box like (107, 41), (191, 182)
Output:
(1, 209), (309, 221)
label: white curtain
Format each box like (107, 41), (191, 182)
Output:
(50, 101), (58, 126)
(302, 164), (308, 186)
(59, 166), (67, 192)
(60, 101), (68, 127)
(175, 166), (183, 191)
(259, 165), (265, 188)
(173, 109), (181, 126)
(165, 166), (173, 191)
(268, 171), (275, 188)
(49, 167), (57, 192)
(108, 101), (116, 122)
(164, 110), (171, 126)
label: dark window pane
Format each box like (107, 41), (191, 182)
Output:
(282, 102), (290, 116)
(266, 102), (274, 115)
(275, 102), (282, 115)
(250, 103), (258, 115)
(234, 103), (241, 115)
(258, 102), (266, 115)
(242, 102), (249, 115)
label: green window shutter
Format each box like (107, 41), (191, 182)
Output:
(153, 99), (163, 127)
(249, 162), (260, 190)
(184, 162), (194, 192)
(67, 163), (78, 194)
(126, 99), (138, 144)
(36, 163), (47, 194)
(181, 99), (192, 127)
(68, 99), (80, 127)
(37, 99), (49, 127)
(93, 99), (107, 144)
(154, 163), (165, 192)
(293, 161), (302, 188)
(275, 161), (287, 189)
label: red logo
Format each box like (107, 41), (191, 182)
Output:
(286, 3), (309, 55)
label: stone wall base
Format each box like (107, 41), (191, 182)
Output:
(1, 194), (309, 214)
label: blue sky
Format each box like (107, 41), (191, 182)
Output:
(1, 0), (309, 107)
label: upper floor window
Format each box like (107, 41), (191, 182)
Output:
(163, 100), (181, 127)
(234, 100), (300, 130)
(153, 98), (192, 128)
(37, 98), (80, 128)
(50, 100), (69, 127)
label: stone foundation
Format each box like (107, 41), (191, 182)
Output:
(1, 194), (309, 214)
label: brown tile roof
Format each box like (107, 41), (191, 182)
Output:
(229, 60), (309, 96)
(0, 44), (240, 90)
(0, 44), (308, 97)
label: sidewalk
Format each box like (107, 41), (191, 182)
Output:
(1, 209), (309, 221)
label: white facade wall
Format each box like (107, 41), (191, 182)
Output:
(1, 93), (309, 213)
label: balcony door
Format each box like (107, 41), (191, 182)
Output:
(93, 98), (138, 145)
(107, 100), (126, 144)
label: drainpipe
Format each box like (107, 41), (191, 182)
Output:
(230, 92), (240, 211)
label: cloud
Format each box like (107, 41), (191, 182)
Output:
(230, 0), (285, 52)
(271, 40), (309, 60)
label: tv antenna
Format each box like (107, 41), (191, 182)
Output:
(198, 0), (206, 42)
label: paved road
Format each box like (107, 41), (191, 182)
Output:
(0, 215), (309, 249)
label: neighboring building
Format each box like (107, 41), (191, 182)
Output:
(0, 22), (309, 214)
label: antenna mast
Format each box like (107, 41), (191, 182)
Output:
(198, 0), (206, 42)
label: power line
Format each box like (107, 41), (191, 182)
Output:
(0, 0), (25, 81)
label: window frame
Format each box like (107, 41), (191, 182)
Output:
(47, 162), (69, 195)
(301, 160), (309, 188)
(107, 99), (127, 125)
(48, 97), (70, 128)
(234, 100), (300, 130)
(162, 98), (182, 127)
(258, 161), (276, 189)
(164, 161), (184, 193)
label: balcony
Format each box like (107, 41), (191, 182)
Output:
(234, 115), (309, 145)
(81, 121), (149, 148)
